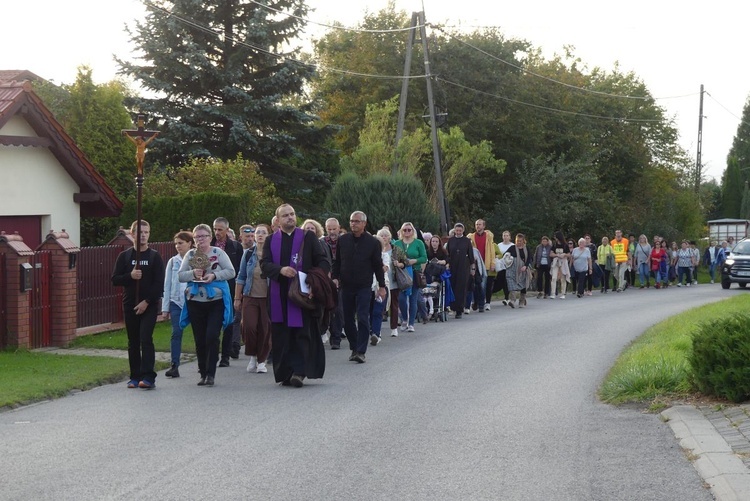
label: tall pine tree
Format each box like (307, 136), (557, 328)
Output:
(118, 0), (336, 190)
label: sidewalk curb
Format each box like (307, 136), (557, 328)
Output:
(663, 405), (750, 500)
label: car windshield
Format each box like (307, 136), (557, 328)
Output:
(731, 240), (750, 255)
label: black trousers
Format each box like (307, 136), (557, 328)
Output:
(493, 269), (509, 300)
(188, 300), (224, 378)
(536, 264), (551, 296)
(124, 303), (159, 382)
(485, 275), (496, 304)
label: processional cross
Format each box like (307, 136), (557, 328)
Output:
(122, 115), (160, 301)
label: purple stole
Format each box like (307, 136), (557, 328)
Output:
(270, 228), (304, 327)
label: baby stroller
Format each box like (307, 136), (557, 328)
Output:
(424, 260), (449, 322)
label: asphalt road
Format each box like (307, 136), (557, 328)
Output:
(2, 284), (739, 500)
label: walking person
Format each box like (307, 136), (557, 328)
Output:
(394, 222), (427, 330)
(320, 218), (344, 350)
(703, 241), (721, 284)
(379, 228), (405, 338)
(468, 219), (497, 310)
(235, 224), (272, 374)
(446, 223), (475, 318)
(571, 238), (593, 298)
(211, 217), (244, 366)
(332, 211), (387, 363)
(650, 240), (668, 288)
(111, 220), (165, 389)
(597, 236), (614, 293)
(369, 228), (395, 345)
(533, 236), (553, 298)
(584, 234), (598, 295)
(549, 231), (571, 299)
(634, 234), (652, 288)
(178, 224), (235, 387)
(506, 234), (532, 307)
(162, 230), (193, 378)
(675, 240), (694, 287)
(611, 230), (631, 292)
(261, 204), (330, 387)
(495, 230), (515, 305)
(690, 241), (700, 285)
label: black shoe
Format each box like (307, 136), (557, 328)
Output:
(197, 377), (207, 386)
(281, 379), (292, 386)
(353, 352), (366, 363)
(331, 344), (340, 350)
(349, 351), (356, 361)
(290, 374), (305, 388)
(165, 364), (180, 378)
(205, 376), (215, 386)
(455, 313), (463, 319)
(219, 358), (230, 367)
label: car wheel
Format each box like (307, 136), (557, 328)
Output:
(721, 276), (731, 289)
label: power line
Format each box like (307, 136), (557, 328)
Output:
(246, 0), (422, 33)
(705, 92), (748, 124)
(437, 77), (664, 123)
(431, 24), (650, 102)
(143, 1), (427, 80)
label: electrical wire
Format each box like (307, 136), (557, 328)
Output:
(706, 92), (747, 124)
(143, 1), (427, 80)
(437, 77), (664, 123)
(246, 0), (422, 33)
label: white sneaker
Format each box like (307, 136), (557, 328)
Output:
(484, 304), (491, 311)
(407, 325), (415, 332)
(321, 332), (329, 345)
(246, 356), (257, 373)
(677, 283), (682, 287)
(464, 308), (470, 315)
(256, 362), (267, 373)
(711, 280), (715, 284)
(502, 300), (509, 306)
(400, 321), (407, 331)
(559, 295), (566, 299)
(686, 283), (691, 287)
(391, 329), (398, 337)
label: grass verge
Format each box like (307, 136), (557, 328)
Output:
(0, 351), (169, 409)
(69, 320), (196, 354)
(600, 293), (750, 405)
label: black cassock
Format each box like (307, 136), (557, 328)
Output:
(261, 230), (330, 383)
(446, 235), (474, 312)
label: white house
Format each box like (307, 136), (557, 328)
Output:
(0, 72), (121, 247)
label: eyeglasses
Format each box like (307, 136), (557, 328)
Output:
(568, 242), (574, 246)
(195, 234), (210, 239)
(402, 228), (413, 233)
(242, 228), (254, 233)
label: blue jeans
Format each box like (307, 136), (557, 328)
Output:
(708, 263), (717, 281)
(638, 263), (650, 286)
(399, 283), (419, 326)
(678, 266), (692, 285)
(342, 286), (372, 354)
(370, 290), (386, 337)
(169, 301), (184, 366)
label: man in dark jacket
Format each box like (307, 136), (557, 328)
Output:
(332, 211), (386, 364)
(212, 217), (244, 365)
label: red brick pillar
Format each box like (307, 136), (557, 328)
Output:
(37, 230), (80, 347)
(0, 232), (34, 349)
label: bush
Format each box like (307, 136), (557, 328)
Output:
(690, 313), (750, 402)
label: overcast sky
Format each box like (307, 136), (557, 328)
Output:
(2, 0), (747, 182)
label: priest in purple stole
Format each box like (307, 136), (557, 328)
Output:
(261, 204), (330, 387)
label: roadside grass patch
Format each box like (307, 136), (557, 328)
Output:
(69, 321), (195, 354)
(600, 294), (750, 404)
(0, 351), (167, 409)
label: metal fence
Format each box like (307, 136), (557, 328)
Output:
(29, 251), (51, 348)
(76, 242), (177, 329)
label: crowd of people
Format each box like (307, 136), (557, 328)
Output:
(111, 205), (730, 390)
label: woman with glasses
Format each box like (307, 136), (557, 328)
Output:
(178, 224), (236, 387)
(235, 224), (272, 374)
(393, 222), (427, 331)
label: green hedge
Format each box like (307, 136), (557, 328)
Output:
(121, 191), (274, 242)
(690, 313), (750, 402)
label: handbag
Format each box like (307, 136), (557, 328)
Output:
(414, 270), (427, 288)
(287, 236), (316, 310)
(424, 260), (446, 278)
(393, 265), (413, 290)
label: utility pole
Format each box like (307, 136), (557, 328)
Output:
(696, 84), (704, 193)
(393, 11), (450, 235)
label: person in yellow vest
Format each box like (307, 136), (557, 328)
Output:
(611, 229), (631, 292)
(467, 219), (497, 311)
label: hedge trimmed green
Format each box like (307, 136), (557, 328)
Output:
(690, 313), (750, 402)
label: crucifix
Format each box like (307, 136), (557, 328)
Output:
(122, 115), (159, 301)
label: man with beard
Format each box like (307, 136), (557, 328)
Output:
(261, 204), (330, 387)
(446, 222), (475, 319)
